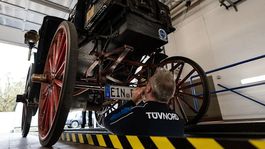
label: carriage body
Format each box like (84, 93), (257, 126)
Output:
(71, 0), (175, 108)
(17, 0), (210, 147)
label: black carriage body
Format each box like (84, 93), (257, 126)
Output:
(27, 0), (177, 108)
(84, 0), (175, 50)
(71, 0), (176, 107)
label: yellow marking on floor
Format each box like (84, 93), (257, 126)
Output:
(109, 135), (123, 149)
(78, 134), (84, 144)
(86, 134), (94, 145)
(187, 138), (223, 149)
(72, 133), (77, 142)
(126, 136), (144, 149)
(96, 134), (107, 147)
(249, 140), (265, 149)
(66, 133), (70, 141)
(150, 136), (175, 149)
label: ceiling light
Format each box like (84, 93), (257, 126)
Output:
(241, 75), (265, 85)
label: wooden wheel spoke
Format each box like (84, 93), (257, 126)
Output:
(55, 61), (65, 78)
(54, 32), (65, 69)
(47, 94), (53, 113)
(54, 79), (63, 88)
(178, 95), (198, 113)
(177, 68), (195, 87)
(179, 82), (202, 90)
(169, 62), (181, 72)
(49, 101), (54, 127)
(58, 32), (66, 52)
(42, 94), (51, 131)
(55, 32), (62, 55)
(52, 85), (60, 114)
(48, 56), (53, 73)
(56, 42), (66, 70)
(42, 85), (49, 96)
(42, 113), (48, 131)
(175, 97), (189, 123)
(53, 41), (58, 71)
(179, 91), (203, 99)
(175, 63), (184, 84)
(42, 90), (50, 113)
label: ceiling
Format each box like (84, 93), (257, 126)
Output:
(0, 0), (77, 31)
(0, 0), (194, 45)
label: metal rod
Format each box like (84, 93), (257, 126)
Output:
(218, 84), (265, 107)
(211, 82), (265, 94)
(191, 54), (265, 79)
(191, 54), (265, 98)
(207, 54), (265, 74)
(75, 84), (104, 91)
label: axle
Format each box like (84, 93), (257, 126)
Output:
(31, 74), (48, 83)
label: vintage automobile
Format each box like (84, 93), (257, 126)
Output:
(17, 0), (210, 147)
(65, 111), (83, 128)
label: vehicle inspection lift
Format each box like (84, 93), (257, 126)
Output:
(59, 119), (265, 148)
(60, 130), (265, 149)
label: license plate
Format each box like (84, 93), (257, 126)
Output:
(105, 85), (134, 100)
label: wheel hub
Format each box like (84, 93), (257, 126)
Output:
(32, 74), (49, 83)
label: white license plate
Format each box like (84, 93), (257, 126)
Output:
(105, 85), (134, 100)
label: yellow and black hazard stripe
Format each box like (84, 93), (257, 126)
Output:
(60, 132), (265, 149)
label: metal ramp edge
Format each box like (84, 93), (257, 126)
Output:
(60, 132), (265, 149)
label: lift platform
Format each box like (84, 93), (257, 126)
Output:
(60, 122), (265, 149)
(60, 132), (265, 149)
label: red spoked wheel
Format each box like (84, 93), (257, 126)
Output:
(159, 56), (210, 125)
(38, 21), (78, 147)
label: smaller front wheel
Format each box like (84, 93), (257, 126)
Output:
(21, 103), (33, 137)
(159, 56), (210, 125)
(21, 63), (36, 137)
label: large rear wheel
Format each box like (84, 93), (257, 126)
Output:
(38, 21), (78, 147)
(159, 56), (210, 125)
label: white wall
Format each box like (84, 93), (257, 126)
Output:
(166, 0), (265, 120)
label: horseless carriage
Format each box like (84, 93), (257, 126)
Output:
(16, 0), (210, 147)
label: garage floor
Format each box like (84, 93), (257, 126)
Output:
(0, 132), (106, 149)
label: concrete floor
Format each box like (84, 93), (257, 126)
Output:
(0, 133), (106, 149)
